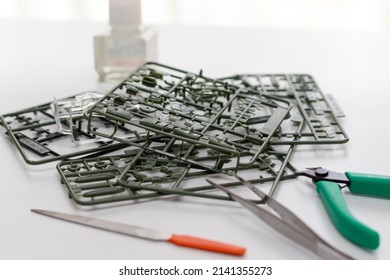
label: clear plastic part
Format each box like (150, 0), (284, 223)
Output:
(51, 91), (105, 143)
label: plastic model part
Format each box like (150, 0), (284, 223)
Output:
(86, 63), (293, 171)
(0, 98), (129, 165)
(220, 74), (349, 144)
(57, 143), (297, 205)
(1, 62), (348, 207)
(51, 91), (105, 142)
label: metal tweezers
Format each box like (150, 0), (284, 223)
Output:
(206, 174), (354, 260)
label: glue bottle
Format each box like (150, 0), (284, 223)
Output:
(94, 0), (158, 81)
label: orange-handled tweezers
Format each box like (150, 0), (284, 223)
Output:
(31, 209), (246, 256)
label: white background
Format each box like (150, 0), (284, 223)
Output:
(0, 1), (390, 262)
(1, 0), (390, 31)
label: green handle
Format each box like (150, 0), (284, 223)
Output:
(346, 172), (390, 198)
(316, 181), (379, 250)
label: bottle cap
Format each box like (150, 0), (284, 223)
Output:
(109, 0), (141, 26)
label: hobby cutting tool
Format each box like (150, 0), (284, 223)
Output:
(31, 209), (245, 256)
(296, 167), (390, 250)
(206, 175), (353, 260)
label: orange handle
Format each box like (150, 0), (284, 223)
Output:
(167, 234), (246, 256)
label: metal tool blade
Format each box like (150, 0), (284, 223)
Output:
(31, 209), (171, 241)
(206, 179), (354, 260)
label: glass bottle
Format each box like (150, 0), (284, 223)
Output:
(94, 0), (158, 81)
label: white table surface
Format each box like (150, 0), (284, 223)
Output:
(1, 19), (390, 260)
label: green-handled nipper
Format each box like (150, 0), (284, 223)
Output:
(296, 167), (390, 250)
